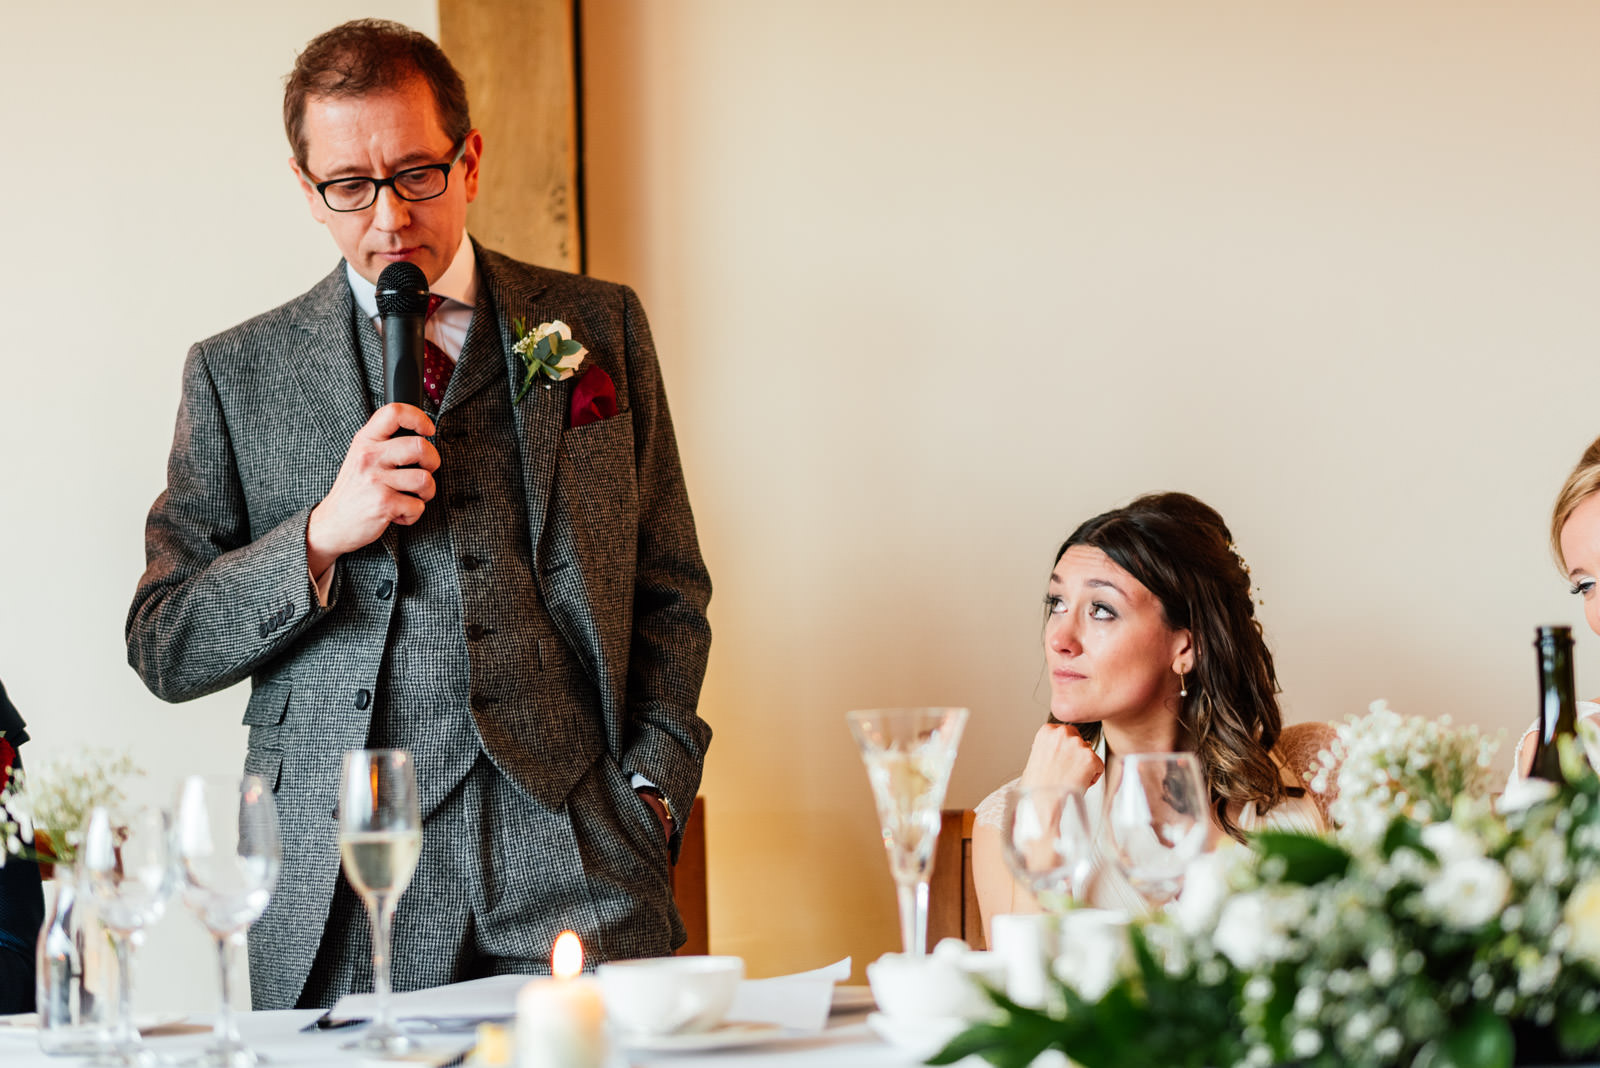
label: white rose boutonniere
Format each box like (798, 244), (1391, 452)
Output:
(513, 318), (588, 402)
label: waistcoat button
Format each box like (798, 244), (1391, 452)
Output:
(466, 623), (485, 641)
(461, 555), (482, 571)
(355, 689), (371, 710)
(376, 579), (394, 600)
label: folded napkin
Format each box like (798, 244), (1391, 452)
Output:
(330, 973), (528, 1026)
(727, 957), (851, 1033)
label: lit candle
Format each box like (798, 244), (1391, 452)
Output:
(516, 931), (607, 1068)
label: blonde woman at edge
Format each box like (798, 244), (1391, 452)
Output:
(1511, 437), (1600, 778)
(971, 493), (1330, 936)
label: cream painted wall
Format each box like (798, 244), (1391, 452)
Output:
(580, 2), (1600, 978)
(3, 1), (437, 1012)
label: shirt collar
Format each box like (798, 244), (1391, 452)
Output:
(345, 233), (480, 319)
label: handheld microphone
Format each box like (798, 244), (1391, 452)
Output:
(376, 262), (429, 413)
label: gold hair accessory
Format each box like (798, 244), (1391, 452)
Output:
(1228, 541), (1266, 608)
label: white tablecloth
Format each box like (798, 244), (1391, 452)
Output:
(0, 1008), (920, 1068)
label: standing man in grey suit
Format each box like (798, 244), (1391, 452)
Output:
(127, 19), (711, 1009)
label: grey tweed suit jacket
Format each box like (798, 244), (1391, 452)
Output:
(126, 243), (711, 1004)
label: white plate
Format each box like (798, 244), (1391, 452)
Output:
(618, 1020), (787, 1052)
(0, 1012), (189, 1035)
(830, 986), (877, 1014)
(866, 1012), (967, 1058)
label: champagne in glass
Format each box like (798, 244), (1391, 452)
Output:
(1104, 752), (1210, 907)
(174, 774), (281, 1068)
(1000, 784), (1095, 912)
(79, 805), (175, 1068)
(338, 749), (421, 1055)
(846, 707), (967, 957)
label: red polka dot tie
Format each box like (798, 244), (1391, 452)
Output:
(422, 294), (454, 407)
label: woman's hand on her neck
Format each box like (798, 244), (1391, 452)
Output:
(1019, 721), (1104, 792)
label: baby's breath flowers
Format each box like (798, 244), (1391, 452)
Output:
(0, 748), (141, 869)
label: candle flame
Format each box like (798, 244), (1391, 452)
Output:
(552, 931), (583, 980)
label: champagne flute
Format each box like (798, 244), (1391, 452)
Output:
(338, 749), (422, 1054)
(1103, 752), (1211, 907)
(79, 804), (175, 1067)
(174, 774), (281, 1067)
(1000, 784), (1095, 911)
(846, 707), (967, 957)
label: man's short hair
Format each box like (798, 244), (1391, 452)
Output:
(284, 18), (472, 170)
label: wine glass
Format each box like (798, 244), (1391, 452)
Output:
(1103, 752), (1211, 907)
(846, 707), (968, 957)
(174, 774), (281, 1067)
(1000, 784), (1095, 911)
(338, 749), (422, 1054)
(79, 804), (175, 1067)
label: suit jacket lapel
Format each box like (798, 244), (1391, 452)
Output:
(288, 265), (375, 458)
(475, 245), (562, 556)
(292, 263), (398, 560)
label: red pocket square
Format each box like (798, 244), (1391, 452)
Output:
(571, 366), (618, 428)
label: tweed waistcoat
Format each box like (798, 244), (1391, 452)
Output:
(355, 304), (603, 816)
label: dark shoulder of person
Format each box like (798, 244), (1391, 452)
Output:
(0, 679), (26, 745)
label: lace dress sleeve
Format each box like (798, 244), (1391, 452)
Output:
(973, 778), (1020, 832)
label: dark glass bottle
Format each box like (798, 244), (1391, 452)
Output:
(1530, 625), (1579, 782)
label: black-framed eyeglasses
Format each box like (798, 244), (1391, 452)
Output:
(304, 141), (468, 212)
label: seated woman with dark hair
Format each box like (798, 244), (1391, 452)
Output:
(0, 678), (42, 1013)
(972, 493), (1330, 929)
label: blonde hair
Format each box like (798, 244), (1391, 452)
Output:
(1552, 436), (1600, 571)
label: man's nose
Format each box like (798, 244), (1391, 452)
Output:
(372, 184), (412, 231)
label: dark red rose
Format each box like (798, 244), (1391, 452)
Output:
(0, 738), (14, 793)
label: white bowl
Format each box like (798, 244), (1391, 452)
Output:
(596, 955), (744, 1037)
(865, 944), (1005, 1021)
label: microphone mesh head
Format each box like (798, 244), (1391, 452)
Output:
(375, 262), (430, 315)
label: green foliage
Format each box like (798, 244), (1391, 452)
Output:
(1253, 830), (1351, 885)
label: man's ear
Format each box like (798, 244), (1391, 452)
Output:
(290, 157), (327, 222)
(459, 129), (484, 204)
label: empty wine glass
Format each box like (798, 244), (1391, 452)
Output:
(338, 749), (422, 1055)
(1104, 752), (1211, 907)
(79, 804), (175, 1067)
(846, 707), (968, 957)
(1000, 784), (1095, 911)
(174, 774), (281, 1067)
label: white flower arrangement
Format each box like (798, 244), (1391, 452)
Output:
(936, 704), (1600, 1068)
(0, 748), (142, 869)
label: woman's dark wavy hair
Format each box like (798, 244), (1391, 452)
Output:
(1057, 492), (1284, 841)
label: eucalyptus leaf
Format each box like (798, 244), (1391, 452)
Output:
(1253, 830), (1351, 884)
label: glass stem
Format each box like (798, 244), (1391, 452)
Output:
(212, 932), (240, 1047)
(896, 879), (930, 957)
(369, 895), (395, 1034)
(112, 934), (136, 1051)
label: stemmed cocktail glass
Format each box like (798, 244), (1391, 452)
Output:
(173, 774), (281, 1067)
(1103, 752), (1210, 907)
(1000, 784), (1095, 912)
(846, 707), (967, 957)
(338, 749), (422, 1055)
(79, 804), (175, 1067)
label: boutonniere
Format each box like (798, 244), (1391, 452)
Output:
(513, 319), (589, 402)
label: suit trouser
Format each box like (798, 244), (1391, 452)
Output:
(295, 751), (677, 1008)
